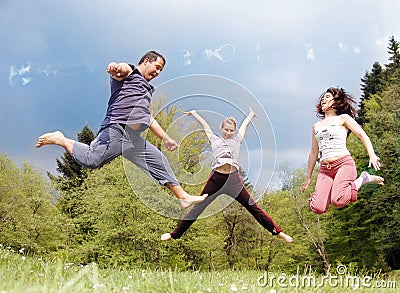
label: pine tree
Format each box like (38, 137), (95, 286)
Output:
(49, 124), (95, 190)
(386, 35), (400, 68)
(358, 62), (384, 125)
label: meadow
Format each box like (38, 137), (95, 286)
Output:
(1, 244), (398, 293)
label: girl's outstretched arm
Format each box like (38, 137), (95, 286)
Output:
(237, 107), (258, 143)
(342, 114), (381, 170)
(185, 110), (213, 141)
(302, 125), (319, 192)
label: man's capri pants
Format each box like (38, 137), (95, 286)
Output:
(71, 123), (179, 186)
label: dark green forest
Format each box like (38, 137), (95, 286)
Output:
(1, 37), (399, 274)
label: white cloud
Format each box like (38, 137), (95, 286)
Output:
(9, 64), (30, 80)
(305, 44), (315, 60)
(181, 49), (194, 65)
(9, 64), (31, 85)
(255, 41), (263, 62)
(38, 65), (58, 77)
(204, 44), (235, 62)
(339, 42), (361, 56)
(21, 77), (31, 86)
(338, 42), (349, 54)
(375, 37), (387, 47)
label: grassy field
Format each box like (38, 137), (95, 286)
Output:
(1, 245), (398, 293)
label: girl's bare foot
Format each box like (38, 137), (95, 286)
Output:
(35, 131), (65, 148)
(161, 233), (172, 241)
(360, 171), (384, 186)
(180, 194), (208, 209)
(277, 232), (293, 243)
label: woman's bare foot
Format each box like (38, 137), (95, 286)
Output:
(161, 233), (172, 241)
(277, 232), (293, 243)
(361, 171), (384, 185)
(355, 171), (385, 189)
(179, 194), (208, 209)
(35, 131), (65, 148)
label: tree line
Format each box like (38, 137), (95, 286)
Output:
(0, 37), (398, 273)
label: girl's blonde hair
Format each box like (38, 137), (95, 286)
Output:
(221, 117), (237, 129)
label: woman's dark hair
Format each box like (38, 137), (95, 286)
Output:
(138, 50), (166, 66)
(316, 87), (357, 119)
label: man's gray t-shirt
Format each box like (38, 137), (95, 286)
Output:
(100, 64), (153, 131)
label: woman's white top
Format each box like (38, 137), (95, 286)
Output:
(314, 115), (350, 162)
(209, 134), (241, 170)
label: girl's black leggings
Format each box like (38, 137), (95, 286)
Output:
(170, 170), (282, 239)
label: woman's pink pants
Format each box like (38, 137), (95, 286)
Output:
(309, 155), (358, 214)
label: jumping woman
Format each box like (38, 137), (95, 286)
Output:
(302, 87), (384, 214)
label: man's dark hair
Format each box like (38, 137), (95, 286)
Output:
(138, 50), (166, 66)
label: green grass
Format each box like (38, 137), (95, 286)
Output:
(0, 245), (398, 292)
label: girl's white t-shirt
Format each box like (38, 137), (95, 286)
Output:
(209, 134), (241, 170)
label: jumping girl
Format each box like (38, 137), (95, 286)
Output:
(161, 108), (293, 243)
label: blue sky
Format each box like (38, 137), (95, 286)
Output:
(1, 0), (399, 190)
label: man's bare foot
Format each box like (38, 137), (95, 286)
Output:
(277, 232), (293, 243)
(179, 194), (208, 209)
(360, 171), (384, 186)
(35, 131), (65, 148)
(161, 233), (172, 241)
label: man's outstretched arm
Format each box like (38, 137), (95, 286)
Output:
(149, 118), (179, 151)
(107, 62), (133, 81)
